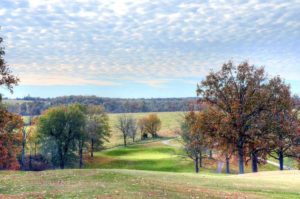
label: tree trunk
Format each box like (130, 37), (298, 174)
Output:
(34, 143), (37, 158)
(58, 147), (65, 169)
(61, 143), (70, 169)
(79, 141), (83, 169)
(251, 151), (258, 173)
(29, 148), (32, 170)
(278, 150), (284, 171)
(91, 139), (94, 158)
(209, 150), (213, 159)
(21, 131), (26, 170)
(238, 146), (245, 174)
(225, 155), (230, 174)
(199, 152), (203, 168)
(123, 134), (127, 147)
(195, 156), (199, 173)
(60, 160), (65, 169)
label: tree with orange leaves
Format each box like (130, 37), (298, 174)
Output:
(181, 110), (214, 173)
(0, 109), (23, 170)
(200, 107), (236, 174)
(0, 34), (22, 170)
(138, 113), (161, 138)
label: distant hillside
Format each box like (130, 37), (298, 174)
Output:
(3, 95), (200, 115)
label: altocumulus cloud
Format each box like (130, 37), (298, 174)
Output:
(0, 0), (299, 96)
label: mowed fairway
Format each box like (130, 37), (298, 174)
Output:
(0, 169), (299, 198)
(85, 140), (195, 173)
(85, 139), (278, 174)
(106, 112), (183, 147)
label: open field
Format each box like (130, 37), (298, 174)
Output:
(2, 99), (32, 105)
(0, 169), (299, 198)
(106, 112), (183, 147)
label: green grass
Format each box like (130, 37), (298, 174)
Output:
(85, 139), (279, 174)
(0, 169), (299, 198)
(106, 112), (184, 147)
(86, 140), (196, 173)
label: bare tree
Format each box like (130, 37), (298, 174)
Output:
(116, 115), (136, 147)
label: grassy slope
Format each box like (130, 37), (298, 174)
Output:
(106, 112), (183, 147)
(85, 139), (278, 174)
(86, 140), (195, 173)
(0, 169), (299, 198)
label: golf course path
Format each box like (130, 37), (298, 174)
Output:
(265, 159), (294, 170)
(161, 137), (181, 148)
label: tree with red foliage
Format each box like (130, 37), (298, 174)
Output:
(0, 34), (22, 170)
(0, 109), (23, 170)
(200, 107), (236, 174)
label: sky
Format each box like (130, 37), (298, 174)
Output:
(0, 0), (299, 98)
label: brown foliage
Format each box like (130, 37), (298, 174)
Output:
(0, 109), (23, 170)
(138, 114), (161, 138)
(0, 35), (23, 170)
(196, 61), (300, 173)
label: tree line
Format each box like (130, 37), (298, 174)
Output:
(5, 96), (199, 115)
(181, 61), (300, 174)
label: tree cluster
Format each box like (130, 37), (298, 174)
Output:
(116, 113), (162, 146)
(36, 104), (110, 169)
(182, 61), (300, 174)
